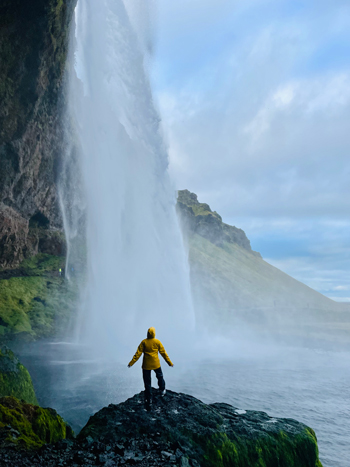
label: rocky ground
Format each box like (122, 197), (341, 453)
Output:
(0, 390), (323, 467)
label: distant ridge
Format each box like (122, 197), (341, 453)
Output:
(177, 190), (350, 346)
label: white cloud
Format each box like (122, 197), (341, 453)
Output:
(152, 0), (350, 298)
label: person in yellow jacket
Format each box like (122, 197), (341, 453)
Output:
(128, 327), (173, 407)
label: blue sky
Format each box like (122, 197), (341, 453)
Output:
(148, 0), (350, 301)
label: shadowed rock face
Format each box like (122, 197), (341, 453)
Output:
(0, 0), (77, 268)
(0, 390), (323, 466)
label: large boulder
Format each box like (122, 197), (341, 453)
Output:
(78, 390), (323, 467)
(0, 390), (323, 466)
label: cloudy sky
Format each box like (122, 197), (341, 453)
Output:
(148, 0), (350, 301)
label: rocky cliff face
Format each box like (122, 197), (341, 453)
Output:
(0, 390), (323, 466)
(0, 0), (77, 268)
(177, 190), (261, 257)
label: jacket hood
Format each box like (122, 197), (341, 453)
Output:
(147, 327), (156, 338)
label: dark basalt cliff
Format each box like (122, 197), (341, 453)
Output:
(0, 390), (323, 466)
(0, 0), (77, 268)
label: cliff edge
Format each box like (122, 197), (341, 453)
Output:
(177, 189), (260, 257)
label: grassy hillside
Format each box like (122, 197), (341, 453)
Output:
(0, 254), (79, 340)
(178, 191), (350, 346)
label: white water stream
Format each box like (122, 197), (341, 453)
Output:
(63, 0), (194, 353)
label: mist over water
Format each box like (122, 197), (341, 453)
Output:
(64, 0), (194, 354)
(17, 340), (350, 467)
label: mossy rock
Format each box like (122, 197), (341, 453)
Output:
(79, 390), (323, 467)
(0, 396), (73, 450)
(200, 429), (323, 467)
(0, 345), (37, 404)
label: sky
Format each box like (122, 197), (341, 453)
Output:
(147, 0), (350, 302)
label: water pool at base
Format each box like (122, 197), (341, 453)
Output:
(19, 342), (350, 467)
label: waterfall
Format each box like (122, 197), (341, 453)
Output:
(63, 0), (195, 354)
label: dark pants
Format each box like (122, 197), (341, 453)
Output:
(142, 367), (165, 402)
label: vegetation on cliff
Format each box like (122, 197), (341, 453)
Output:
(177, 189), (260, 255)
(0, 396), (72, 450)
(0, 346), (72, 450)
(0, 345), (37, 404)
(0, 254), (78, 339)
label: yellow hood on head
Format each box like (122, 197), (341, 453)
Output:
(147, 327), (156, 338)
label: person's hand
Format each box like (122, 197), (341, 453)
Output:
(127, 364), (131, 368)
(170, 364), (174, 367)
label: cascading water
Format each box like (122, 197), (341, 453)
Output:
(64, 0), (195, 354)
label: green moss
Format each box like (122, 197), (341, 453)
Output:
(0, 365), (38, 405)
(19, 253), (64, 276)
(177, 190), (222, 220)
(0, 346), (37, 404)
(0, 364), (37, 405)
(0, 277), (47, 331)
(199, 429), (323, 467)
(191, 204), (213, 217)
(0, 255), (79, 339)
(0, 396), (71, 450)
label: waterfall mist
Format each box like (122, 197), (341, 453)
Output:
(64, 0), (195, 356)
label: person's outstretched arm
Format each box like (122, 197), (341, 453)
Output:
(128, 341), (144, 367)
(158, 341), (173, 366)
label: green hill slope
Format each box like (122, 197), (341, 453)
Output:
(177, 190), (350, 346)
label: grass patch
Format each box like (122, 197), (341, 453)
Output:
(0, 255), (79, 339)
(19, 253), (64, 276)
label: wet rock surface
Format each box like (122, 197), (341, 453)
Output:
(0, 390), (323, 466)
(0, 0), (77, 268)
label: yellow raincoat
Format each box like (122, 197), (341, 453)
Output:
(128, 327), (173, 370)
